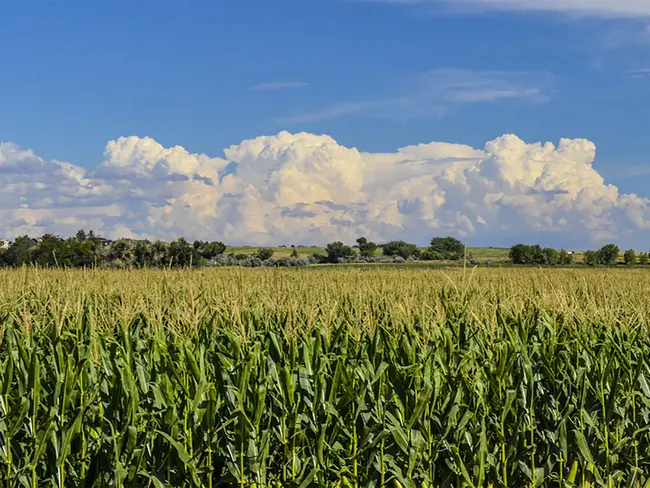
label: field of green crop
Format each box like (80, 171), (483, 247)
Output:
(1, 266), (650, 487)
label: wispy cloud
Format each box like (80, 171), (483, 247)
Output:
(628, 68), (650, 78)
(601, 22), (650, 49)
(277, 100), (396, 124)
(252, 81), (309, 91)
(278, 68), (553, 124)
(383, 0), (650, 18)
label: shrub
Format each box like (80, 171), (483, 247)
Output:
(256, 248), (275, 260)
(624, 249), (636, 266)
(584, 250), (600, 266)
(598, 244), (619, 266)
(381, 240), (418, 259)
(356, 237), (378, 257)
(325, 242), (356, 263)
(429, 236), (465, 260)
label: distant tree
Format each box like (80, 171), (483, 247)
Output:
(419, 250), (437, 261)
(193, 241), (226, 259)
(624, 249), (637, 266)
(509, 244), (532, 264)
(291, 248), (299, 258)
(326, 241), (356, 263)
(598, 244), (620, 266)
(583, 250), (600, 266)
(150, 240), (170, 267)
(133, 240), (154, 267)
(168, 238), (200, 267)
(31, 234), (69, 267)
(542, 247), (560, 266)
(1, 235), (37, 267)
(106, 239), (137, 267)
(68, 236), (95, 267)
(639, 253), (649, 265)
(75, 229), (88, 241)
(257, 248), (275, 260)
(429, 236), (465, 260)
(509, 244), (545, 264)
(559, 249), (574, 265)
(356, 237), (378, 257)
(381, 240), (418, 259)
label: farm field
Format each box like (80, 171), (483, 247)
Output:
(1, 266), (650, 487)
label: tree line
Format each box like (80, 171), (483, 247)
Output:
(0, 231), (468, 268)
(320, 236), (467, 264)
(5, 231), (645, 269)
(510, 243), (649, 266)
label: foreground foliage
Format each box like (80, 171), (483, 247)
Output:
(1, 267), (650, 486)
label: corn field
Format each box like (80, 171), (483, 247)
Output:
(2, 266), (650, 486)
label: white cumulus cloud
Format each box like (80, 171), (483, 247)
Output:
(1, 131), (649, 248)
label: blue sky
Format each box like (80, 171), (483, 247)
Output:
(2, 0), (650, 247)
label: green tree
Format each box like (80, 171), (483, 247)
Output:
(510, 244), (532, 264)
(257, 248), (275, 260)
(624, 249), (636, 266)
(639, 253), (649, 265)
(326, 241), (356, 263)
(542, 247), (560, 265)
(31, 234), (70, 267)
(509, 244), (544, 264)
(559, 250), (574, 265)
(381, 240), (418, 259)
(598, 244), (620, 266)
(169, 238), (200, 267)
(193, 240), (226, 259)
(429, 236), (465, 260)
(0, 235), (37, 267)
(67, 237), (95, 267)
(356, 237), (378, 257)
(133, 240), (155, 267)
(583, 250), (600, 266)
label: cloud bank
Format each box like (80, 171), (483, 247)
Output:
(1, 131), (649, 248)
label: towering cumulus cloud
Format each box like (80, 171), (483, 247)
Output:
(1, 132), (648, 247)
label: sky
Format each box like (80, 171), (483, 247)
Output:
(2, 0), (650, 248)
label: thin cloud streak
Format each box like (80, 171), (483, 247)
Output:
(277, 68), (553, 124)
(252, 81), (310, 91)
(383, 0), (650, 18)
(628, 68), (650, 78)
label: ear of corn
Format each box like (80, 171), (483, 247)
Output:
(1, 267), (650, 486)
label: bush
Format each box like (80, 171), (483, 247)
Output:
(356, 237), (378, 257)
(325, 242), (356, 263)
(510, 244), (545, 265)
(598, 244), (619, 266)
(381, 241), (418, 259)
(256, 248), (275, 260)
(559, 250), (574, 265)
(639, 253), (649, 265)
(429, 236), (465, 260)
(624, 249), (636, 266)
(583, 250), (600, 266)
(238, 257), (263, 267)
(542, 247), (560, 265)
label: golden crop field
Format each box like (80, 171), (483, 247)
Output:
(1, 266), (650, 487)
